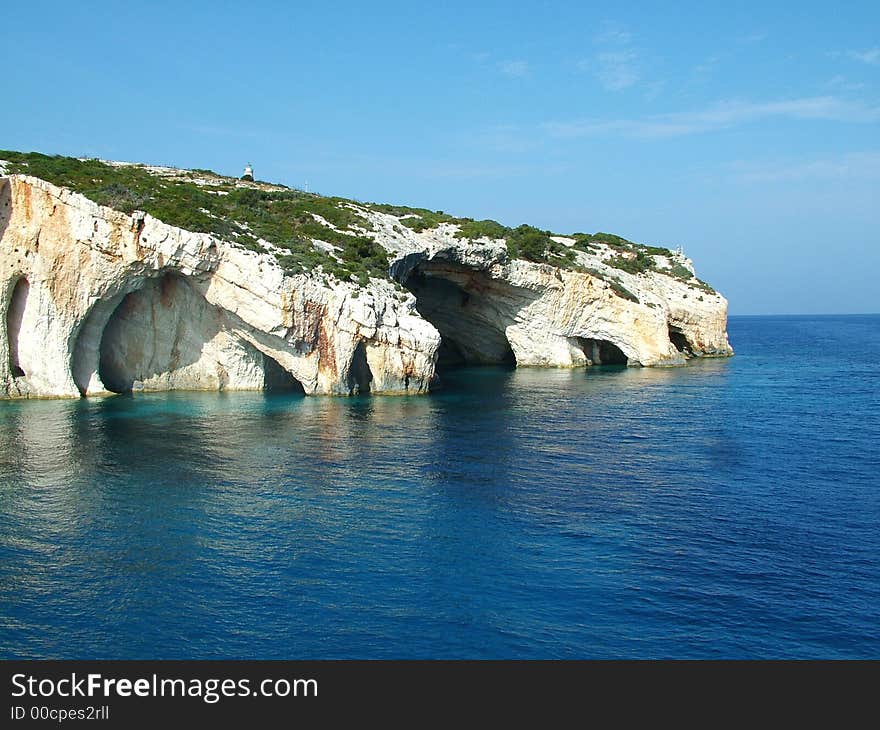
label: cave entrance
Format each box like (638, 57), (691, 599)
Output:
(79, 273), (305, 396)
(403, 269), (516, 372)
(98, 288), (140, 393)
(668, 326), (691, 355)
(6, 278), (29, 377)
(96, 274), (222, 394)
(436, 338), (467, 369)
(576, 337), (628, 366)
(433, 333), (516, 372)
(263, 354), (305, 394)
(348, 341), (373, 394)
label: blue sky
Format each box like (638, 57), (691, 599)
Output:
(2, 1), (878, 314)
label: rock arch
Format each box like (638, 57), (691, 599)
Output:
(263, 353), (305, 393)
(96, 274), (226, 393)
(572, 336), (629, 366)
(72, 290), (130, 395)
(402, 266), (517, 370)
(71, 273), (310, 396)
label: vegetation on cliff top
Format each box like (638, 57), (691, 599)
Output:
(0, 150), (714, 294)
(363, 202), (713, 291)
(0, 151), (386, 284)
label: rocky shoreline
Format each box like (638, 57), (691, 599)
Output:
(0, 162), (732, 399)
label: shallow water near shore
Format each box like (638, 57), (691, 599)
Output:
(1, 314), (878, 658)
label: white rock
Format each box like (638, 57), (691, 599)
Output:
(0, 172), (732, 400)
(0, 176), (437, 397)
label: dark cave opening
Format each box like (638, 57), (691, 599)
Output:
(576, 337), (628, 366)
(348, 341), (374, 394)
(436, 338), (467, 369)
(668, 327), (692, 355)
(263, 354), (305, 394)
(404, 268), (516, 372)
(6, 277), (29, 377)
(98, 289), (140, 394)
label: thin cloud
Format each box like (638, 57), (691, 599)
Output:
(643, 79), (667, 101)
(692, 55), (721, 78)
(593, 23), (632, 45)
(728, 152), (880, 183)
(418, 160), (571, 180)
(826, 75), (866, 92)
(543, 97), (880, 139)
(180, 124), (262, 139)
(848, 48), (880, 65)
(739, 30), (767, 44)
(829, 48), (880, 65)
(582, 21), (641, 91)
(470, 124), (542, 154)
(594, 50), (640, 90)
(498, 59), (529, 78)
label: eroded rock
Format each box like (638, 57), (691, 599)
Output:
(0, 171), (732, 399)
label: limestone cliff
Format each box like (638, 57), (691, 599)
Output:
(0, 154), (732, 398)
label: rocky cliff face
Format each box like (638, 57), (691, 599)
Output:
(0, 160), (732, 399)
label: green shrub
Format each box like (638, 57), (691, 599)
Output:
(401, 210), (456, 232)
(96, 183), (148, 214)
(573, 232), (669, 259)
(510, 228), (546, 261)
(276, 253), (308, 274)
(578, 267), (638, 303)
(607, 250), (656, 275)
(0, 150), (709, 293)
(558, 247), (578, 266)
(571, 234), (599, 253)
(608, 278), (640, 303)
(339, 235), (389, 279)
(662, 262), (716, 294)
(454, 218), (509, 240)
(578, 232), (634, 248)
(0, 150), (386, 279)
(506, 224), (553, 262)
(644, 245), (672, 256)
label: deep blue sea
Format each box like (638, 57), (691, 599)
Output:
(1, 315), (878, 659)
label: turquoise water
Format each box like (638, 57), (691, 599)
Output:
(1, 315), (878, 658)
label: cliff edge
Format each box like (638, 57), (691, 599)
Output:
(0, 152), (732, 398)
